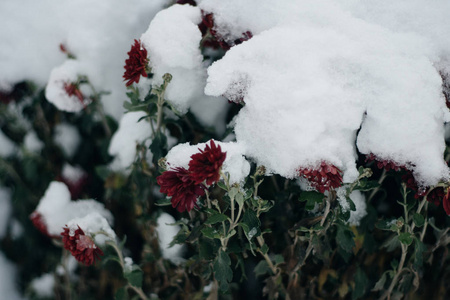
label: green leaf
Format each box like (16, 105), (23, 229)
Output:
(412, 213), (425, 228)
(260, 244), (269, 255)
(254, 260), (270, 277)
(273, 254), (285, 265)
(383, 235), (400, 252)
(356, 180), (380, 191)
(372, 272), (388, 292)
(228, 187), (239, 199)
(398, 232), (413, 246)
(299, 191), (323, 202)
(149, 132), (168, 165)
(155, 197), (172, 206)
(213, 249), (233, 293)
(124, 268), (143, 288)
(413, 238), (426, 269)
(205, 213), (228, 225)
(115, 287), (128, 300)
(201, 227), (221, 239)
(336, 224), (355, 253)
(235, 193), (244, 208)
(241, 210), (261, 241)
(352, 268), (368, 300)
(217, 181), (228, 191)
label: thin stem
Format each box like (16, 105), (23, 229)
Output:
(127, 284), (149, 300)
(381, 244), (407, 300)
(256, 236), (277, 275)
(368, 169), (387, 202)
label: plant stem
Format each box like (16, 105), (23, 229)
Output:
(368, 169), (387, 202)
(381, 243), (407, 300)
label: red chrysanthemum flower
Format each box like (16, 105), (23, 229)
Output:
(443, 188), (450, 215)
(298, 162), (343, 193)
(61, 225), (104, 266)
(123, 39), (148, 87)
(188, 140), (227, 186)
(30, 211), (51, 237)
(366, 153), (404, 172)
(63, 82), (84, 105)
(157, 167), (206, 212)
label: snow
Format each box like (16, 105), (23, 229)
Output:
(45, 60), (90, 112)
(54, 123), (81, 159)
(0, 253), (23, 300)
(156, 212), (184, 264)
(141, 5), (203, 113)
(61, 163), (86, 185)
(140, 4), (229, 132)
(30, 273), (55, 298)
(0, 187), (12, 239)
(337, 189), (367, 226)
(108, 111), (153, 172)
(200, 0), (450, 186)
(0, 0), (169, 119)
(0, 130), (16, 157)
(23, 130), (44, 153)
(165, 140), (250, 184)
(66, 212), (115, 246)
(35, 181), (113, 237)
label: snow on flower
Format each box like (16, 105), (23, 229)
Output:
(123, 39), (149, 87)
(157, 167), (206, 212)
(202, 0), (450, 187)
(189, 140), (226, 185)
(31, 181), (113, 237)
(61, 225), (104, 266)
(165, 141), (250, 184)
(45, 60), (91, 112)
(140, 4), (204, 112)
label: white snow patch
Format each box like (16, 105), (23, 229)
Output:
(0, 253), (23, 300)
(337, 188), (367, 226)
(24, 131), (44, 153)
(0, 187), (12, 239)
(0, 130), (16, 157)
(54, 123), (81, 159)
(157, 212), (184, 264)
(108, 111), (152, 172)
(30, 273), (55, 298)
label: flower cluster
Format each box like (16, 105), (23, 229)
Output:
(157, 140), (226, 212)
(61, 225), (104, 266)
(123, 39), (149, 87)
(365, 153), (404, 172)
(298, 162), (342, 193)
(402, 171), (449, 215)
